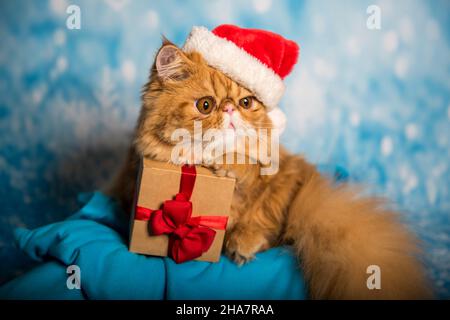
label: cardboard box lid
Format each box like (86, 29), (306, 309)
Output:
(137, 158), (236, 217)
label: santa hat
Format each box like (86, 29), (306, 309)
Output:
(182, 24), (299, 132)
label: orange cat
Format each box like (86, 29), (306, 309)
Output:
(108, 26), (432, 299)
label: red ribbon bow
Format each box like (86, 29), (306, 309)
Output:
(135, 165), (228, 263)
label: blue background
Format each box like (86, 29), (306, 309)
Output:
(0, 0), (449, 298)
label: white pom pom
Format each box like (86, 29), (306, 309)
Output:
(267, 108), (287, 135)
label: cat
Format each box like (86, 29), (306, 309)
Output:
(107, 39), (433, 299)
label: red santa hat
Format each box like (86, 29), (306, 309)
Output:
(182, 24), (299, 124)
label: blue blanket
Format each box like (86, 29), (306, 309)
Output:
(0, 192), (306, 300)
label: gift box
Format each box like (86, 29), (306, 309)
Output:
(129, 158), (235, 263)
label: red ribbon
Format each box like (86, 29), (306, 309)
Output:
(135, 165), (228, 263)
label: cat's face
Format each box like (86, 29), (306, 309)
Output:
(136, 43), (276, 163)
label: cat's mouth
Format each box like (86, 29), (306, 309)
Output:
(228, 122), (236, 130)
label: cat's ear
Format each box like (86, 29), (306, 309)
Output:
(155, 44), (191, 81)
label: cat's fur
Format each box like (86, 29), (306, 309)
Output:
(108, 41), (432, 299)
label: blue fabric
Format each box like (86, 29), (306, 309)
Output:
(0, 192), (306, 300)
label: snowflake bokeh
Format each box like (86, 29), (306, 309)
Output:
(0, 0), (448, 297)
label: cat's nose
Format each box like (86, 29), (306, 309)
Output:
(222, 103), (235, 115)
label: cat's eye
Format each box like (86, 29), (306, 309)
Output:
(239, 96), (254, 109)
(195, 96), (216, 114)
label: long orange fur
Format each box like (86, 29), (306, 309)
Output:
(107, 41), (432, 299)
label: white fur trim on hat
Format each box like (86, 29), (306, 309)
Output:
(182, 26), (285, 111)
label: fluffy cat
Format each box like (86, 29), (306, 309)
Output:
(108, 40), (432, 299)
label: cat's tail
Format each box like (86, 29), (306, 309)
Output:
(284, 169), (433, 299)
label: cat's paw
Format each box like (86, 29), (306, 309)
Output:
(201, 152), (217, 167)
(171, 153), (195, 166)
(224, 230), (269, 266)
(212, 166), (236, 179)
(171, 158), (187, 166)
(201, 162), (236, 179)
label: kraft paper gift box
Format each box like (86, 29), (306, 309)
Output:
(129, 158), (235, 263)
